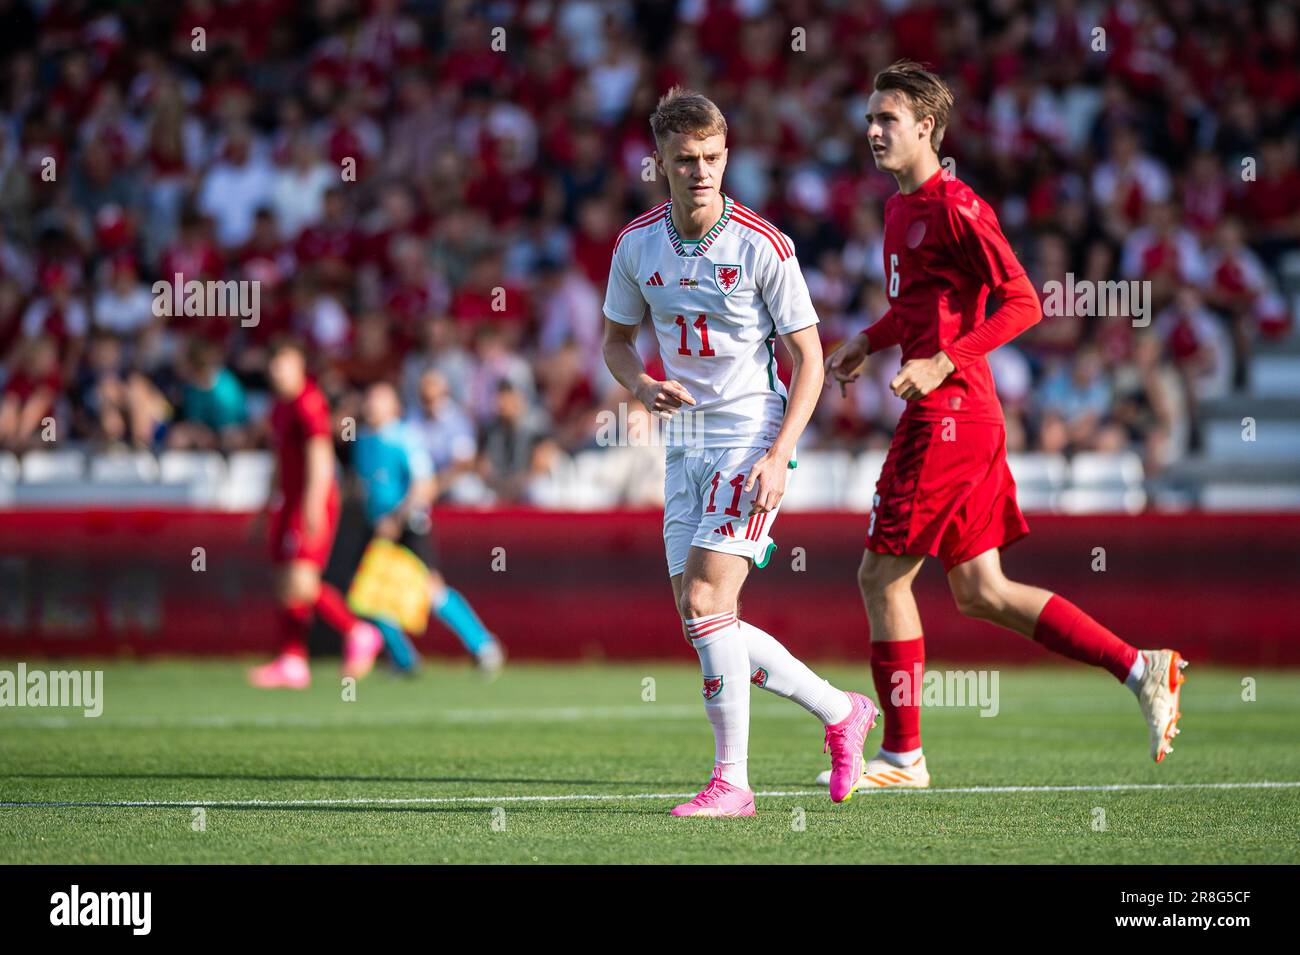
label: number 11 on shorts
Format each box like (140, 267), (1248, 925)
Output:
(706, 471), (745, 517)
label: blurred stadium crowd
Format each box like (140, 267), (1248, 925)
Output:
(1, 0), (1298, 505)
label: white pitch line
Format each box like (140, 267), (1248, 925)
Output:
(0, 704), (708, 729)
(886, 781), (1300, 794)
(0, 695), (1286, 730)
(2, 781), (1299, 809)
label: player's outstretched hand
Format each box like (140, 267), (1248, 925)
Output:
(745, 449), (787, 514)
(637, 379), (697, 419)
(890, 351), (955, 401)
(824, 334), (870, 397)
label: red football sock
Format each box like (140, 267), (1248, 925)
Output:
(871, 636), (925, 753)
(278, 604), (312, 658)
(314, 583), (358, 636)
(1032, 594), (1138, 682)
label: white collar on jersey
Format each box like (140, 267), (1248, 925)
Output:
(664, 194), (734, 257)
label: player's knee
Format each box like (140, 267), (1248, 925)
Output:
(856, 554), (898, 603)
(677, 581), (727, 621)
(283, 566), (321, 606)
(951, 577), (1007, 621)
(427, 572), (447, 605)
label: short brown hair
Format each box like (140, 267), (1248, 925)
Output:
(268, 335), (306, 359)
(874, 60), (954, 153)
(650, 86), (728, 151)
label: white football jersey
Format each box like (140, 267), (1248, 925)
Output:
(602, 194), (819, 448)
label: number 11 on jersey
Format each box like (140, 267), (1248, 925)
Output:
(675, 314), (716, 357)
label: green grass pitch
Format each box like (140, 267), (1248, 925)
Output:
(1, 660), (1297, 864)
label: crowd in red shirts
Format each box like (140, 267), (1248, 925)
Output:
(0, 0), (1296, 498)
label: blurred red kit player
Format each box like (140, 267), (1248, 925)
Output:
(821, 61), (1187, 791)
(267, 350), (338, 568)
(247, 338), (382, 689)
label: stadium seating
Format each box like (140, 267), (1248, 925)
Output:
(1007, 453), (1070, 513)
(1203, 415), (1300, 462)
(455, 448), (1154, 514)
(221, 451), (275, 511)
(1196, 337), (1300, 464)
(20, 450), (86, 484)
(158, 450), (227, 506)
(1, 445), (1215, 515)
(1058, 452), (1147, 514)
(89, 451), (160, 484)
(158, 450), (227, 486)
(570, 448), (637, 510)
(13, 443), (1300, 517)
(782, 451), (854, 510)
(844, 451), (889, 512)
(0, 0), (1296, 524)
(1201, 484), (1300, 511)
(0, 452), (17, 507)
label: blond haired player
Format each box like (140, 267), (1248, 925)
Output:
(603, 87), (878, 817)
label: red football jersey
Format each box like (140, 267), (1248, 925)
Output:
(269, 379), (335, 504)
(882, 168), (1026, 423)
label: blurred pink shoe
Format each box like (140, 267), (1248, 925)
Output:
(341, 622), (383, 679)
(671, 769), (756, 817)
(823, 691), (879, 803)
(248, 653), (310, 689)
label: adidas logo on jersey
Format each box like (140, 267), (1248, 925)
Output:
(645, 272), (665, 286)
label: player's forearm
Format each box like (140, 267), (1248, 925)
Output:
(602, 337), (655, 402)
(772, 349), (822, 460)
(301, 441), (333, 516)
(860, 309), (901, 354)
(944, 274), (1041, 371)
(301, 477), (330, 518)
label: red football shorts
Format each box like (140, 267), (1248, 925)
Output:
(866, 416), (1029, 572)
(268, 493), (340, 568)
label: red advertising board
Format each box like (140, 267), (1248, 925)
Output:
(1, 509), (1297, 665)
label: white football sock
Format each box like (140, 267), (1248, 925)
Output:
(879, 746), (923, 767)
(739, 620), (853, 725)
(1124, 651), (1147, 693)
(684, 611), (750, 790)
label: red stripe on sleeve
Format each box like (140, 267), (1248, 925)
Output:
(731, 207), (792, 261)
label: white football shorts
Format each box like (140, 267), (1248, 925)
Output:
(663, 445), (794, 577)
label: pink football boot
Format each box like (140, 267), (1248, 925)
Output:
(247, 653), (311, 689)
(823, 691), (879, 803)
(671, 768), (756, 817)
(341, 622), (384, 679)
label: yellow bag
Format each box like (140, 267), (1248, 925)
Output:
(346, 539), (432, 635)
